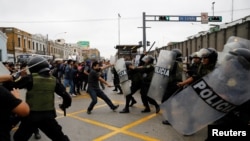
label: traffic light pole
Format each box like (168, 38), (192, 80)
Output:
(141, 12), (222, 52)
(142, 12), (146, 52)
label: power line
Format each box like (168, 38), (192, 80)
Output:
(0, 17), (140, 23)
(0, 8), (249, 24)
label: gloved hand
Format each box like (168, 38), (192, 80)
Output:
(12, 72), (21, 82)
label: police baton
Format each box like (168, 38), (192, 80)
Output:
(18, 58), (48, 74)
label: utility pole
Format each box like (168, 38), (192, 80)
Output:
(231, 0), (234, 21)
(118, 13), (121, 45)
(142, 12), (146, 52)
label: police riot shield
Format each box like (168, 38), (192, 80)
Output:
(108, 56), (117, 82)
(218, 36), (250, 64)
(114, 58), (131, 96)
(148, 50), (176, 101)
(162, 51), (250, 135)
(134, 55), (141, 67)
(0, 62), (10, 75)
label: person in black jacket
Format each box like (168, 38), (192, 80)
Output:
(0, 74), (29, 141)
(111, 67), (123, 94)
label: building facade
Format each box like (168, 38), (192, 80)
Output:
(0, 31), (8, 62)
(0, 27), (32, 63)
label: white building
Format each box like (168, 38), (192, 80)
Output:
(0, 31), (8, 62)
(31, 34), (48, 55)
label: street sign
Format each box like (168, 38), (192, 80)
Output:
(201, 12), (208, 24)
(179, 16), (197, 22)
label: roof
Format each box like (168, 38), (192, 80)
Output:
(115, 45), (142, 50)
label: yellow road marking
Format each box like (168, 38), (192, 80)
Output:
(93, 113), (159, 141)
(17, 93), (160, 141)
(69, 113), (159, 141)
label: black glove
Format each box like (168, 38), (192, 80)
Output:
(12, 72), (21, 82)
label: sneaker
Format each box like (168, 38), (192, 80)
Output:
(71, 94), (77, 97)
(112, 105), (119, 111)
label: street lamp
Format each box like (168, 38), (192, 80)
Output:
(212, 2), (215, 16)
(231, 0), (234, 21)
(53, 32), (67, 40)
(118, 13), (121, 45)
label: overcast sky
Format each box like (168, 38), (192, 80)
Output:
(0, 0), (249, 58)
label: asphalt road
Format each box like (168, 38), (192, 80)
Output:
(11, 85), (207, 141)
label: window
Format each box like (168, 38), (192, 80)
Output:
(33, 42), (35, 50)
(36, 43), (38, 51)
(18, 37), (21, 47)
(28, 40), (31, 49)
(24, 39), (26, 48)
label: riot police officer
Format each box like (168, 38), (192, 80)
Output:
(129, 55), (160, 113)
(162, 49), (183, 103)
(186, 51), (201, 77)
(213, 48), (250, 127)
(163, 48), (218, 126)
(14, 56), (71, 141)
(177, 47), (218, 87)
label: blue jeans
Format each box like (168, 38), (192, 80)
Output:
(87, 88), (115, 111)
(63, 79), (74, 94)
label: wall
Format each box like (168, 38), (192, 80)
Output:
(151, 20), (250, 58)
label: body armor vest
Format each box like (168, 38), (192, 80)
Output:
(26, 73), (56, 111)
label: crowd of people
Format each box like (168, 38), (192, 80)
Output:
(1, 37), (250, 140)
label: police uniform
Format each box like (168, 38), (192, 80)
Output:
(119, 66), (141, 113)
(134, 55), (160, 113)
(162, 49), (183, 103)
(162, 49), (184, 125)
(14, 56), (70, 141)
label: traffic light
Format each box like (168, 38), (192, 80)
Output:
(139, 41), (142, 46)
(159, 16), (170, 21)
(147, 41), (150, 46)
(209, 16), (222, 22)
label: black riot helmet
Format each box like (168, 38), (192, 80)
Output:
(229, 48), (250, 70)
(142, 55), (154, 64)
(198, 47), (218, 64)
(172, 49), (182, 61)
(27, 56), (50, 73)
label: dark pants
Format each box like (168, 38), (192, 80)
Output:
(162, 84), (179, 103)
(14, 116), (69, 141)
(83, 77), (88, 90)
(87, 88), (115, 111)
(123, 83), (140, 110)
(140, 84), (159, 110)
